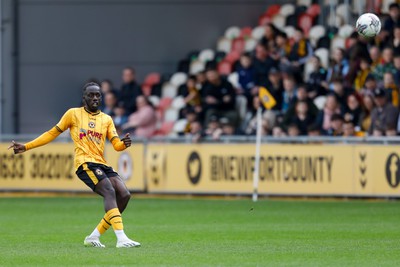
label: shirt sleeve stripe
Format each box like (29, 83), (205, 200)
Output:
(55, 126), (63, 133)
(110, 136), (119, 142)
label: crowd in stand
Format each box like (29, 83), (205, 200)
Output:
(95, 3), (400, 140)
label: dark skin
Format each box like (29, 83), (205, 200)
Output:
(9, 85), (132, 213)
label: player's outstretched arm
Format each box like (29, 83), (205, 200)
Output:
(8, 127), (63, 154)
(111, 133), (131, 151)
(8, 141), (26, 154)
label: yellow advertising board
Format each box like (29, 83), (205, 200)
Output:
(0, 142), (144, 191)
(2, 141), (400, 197)
(105, 143), (145, 191)
(146, 144), (355, 195)
(0, 143), (89, 191)
(354, 146), (400, 196)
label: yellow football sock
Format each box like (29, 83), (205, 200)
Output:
(105, 208), (124, 231)
(96, 216), (111, 234)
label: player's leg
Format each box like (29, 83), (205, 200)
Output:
(109, 175), (131, 213)
(88, 172), (130, 238)
(76, 164), (107, 248)
(95, 178), (140, 248)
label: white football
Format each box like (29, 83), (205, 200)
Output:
(356, 13), (381, 38)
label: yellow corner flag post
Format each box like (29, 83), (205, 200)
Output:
(253, 87), (276, 202)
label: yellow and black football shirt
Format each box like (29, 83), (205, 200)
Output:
(25, 107), (126, 170)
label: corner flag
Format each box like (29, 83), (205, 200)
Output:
(259, 87), (276, 110)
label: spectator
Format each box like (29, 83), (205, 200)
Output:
(286, 100), (314, 136)
(253, 43), (279, 87)
(179, 75), (202, 115)
(185, 120), (203, 143)
(287, 123), (300, 137)
(343, 93), (363, 128)
(260, 23), (279, 50)
(307, 124), (321, 136)
(101, 79), (118, 95)
(373, 47), (396, 81)
(283, 85), (318, 125)
(204, 114), (220, 137)
(307, 55), (328, 98)
(286, 27), (313, 83)
(213, 117), (241, 139)
(331, 79), (352, 110)
(315, 94), (342, 135)
(119, 67), (142, 115)
(122, 95), (157, 138)
(393, 53), (400, 86)
(236, 53), (255, 99)
(386, 126), (398, 136)
(360, 74), (379, 97)
(265, 68), (283, 111)
(275, 31), (291, 60)
(281, 76), (297, 113)
(369, 88), (399, 135)
(346, 32), (370, 63)
(369, 45), (381, 69)
(390, 24), (400, 55)
(327, 114), (344, 136)
(183, 108), (199, 134)
(360, 94), (375, 132)
(382, 3), (400, 43)
(112, 103), (128, 135)
(382, 72), (399, 107)
(326, 48), (350, 87)
(354, 57), (372, 92)
(202, 68), (238, 126)
(272, 126), (286, 137)
(101, 91), (118, 116)
(343, 120), (356, 137)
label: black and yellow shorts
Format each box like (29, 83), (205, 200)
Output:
(76, 162), (118, 191)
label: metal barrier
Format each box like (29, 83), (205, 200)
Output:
(2, 134), (400, 145)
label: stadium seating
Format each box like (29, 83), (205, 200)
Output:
(161, 82), (178, 98)
(265, 4), (281, 18)
(240, 27), (253, 38)
(251, 26), (266, 40)
(245, 38), (258, 52)
(169, 72), (187, 87)
(198, 49), (215, 63)
(272, 14), (286, 30)
(164, 108), (180, 122)
(131, 2), (377, 137)
(227, 72), (240, 89)
(279, 4), (295, 17)
(309, 25), (326, 47)
(224, 26), (241, 39)
(189, 60), (205, 74)
(217, 60), (233, 76)
(217, 37), (232, 53)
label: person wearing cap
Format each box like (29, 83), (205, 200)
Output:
(369, 88), (399, 135)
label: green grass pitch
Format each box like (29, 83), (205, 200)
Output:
(0, 196), (400, 267)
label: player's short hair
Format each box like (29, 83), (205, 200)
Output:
(82, 82), (101, 93)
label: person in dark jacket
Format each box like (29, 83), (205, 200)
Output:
(119, 67), (142, 115)
(202, 69), (238, 126)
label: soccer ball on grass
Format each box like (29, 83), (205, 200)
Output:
(356, 13), (381, 38)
